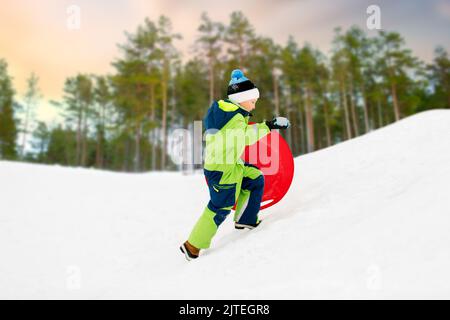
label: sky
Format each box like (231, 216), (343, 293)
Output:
(1, 0), (450, 124)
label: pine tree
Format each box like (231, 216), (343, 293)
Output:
(32, 121), (50, 162)
(225, 11), (255, 69)
(196, 12), (224, 103)
(20, 72), (41, 158)
(156, 16), (182, 170)
(0, 59), (17, 160)
(376, 31), (421, 121)
(297, 45), (323, 153)
(280, 37), (303, 154)
(60, 75), (94, 166)
(331, 40), (353, 141)
(339, 26), (372, 133)
(93, 76), (112, 168)
(428, 47), (450, 109)
(46, 125), (77, 165)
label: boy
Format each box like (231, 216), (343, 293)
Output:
(180, 69), (290, 260)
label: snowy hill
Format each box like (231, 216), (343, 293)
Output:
(1, 110), (450, 299)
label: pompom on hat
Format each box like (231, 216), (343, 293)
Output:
(227, 69), (260, 104)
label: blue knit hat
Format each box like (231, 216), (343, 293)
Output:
(227, 69), (260, 104)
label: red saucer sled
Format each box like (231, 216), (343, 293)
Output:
(239, 126), (294, 210)
(206, 123), (295, 211)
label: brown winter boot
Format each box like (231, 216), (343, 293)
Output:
(180, 241), (200, 261)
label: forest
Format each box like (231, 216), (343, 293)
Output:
(0, 11), (449, 172)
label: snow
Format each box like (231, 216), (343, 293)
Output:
(1, 110), (450, 299)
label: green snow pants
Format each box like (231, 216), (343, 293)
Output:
(188, 162), (265, 249)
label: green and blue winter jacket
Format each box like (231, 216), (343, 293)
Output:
(203, 99), (270, 173)
(187, 99), (270, 249)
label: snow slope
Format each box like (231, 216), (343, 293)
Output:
(1, 110), (450, 299)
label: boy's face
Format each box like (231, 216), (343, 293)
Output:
(240, 99), (258, 112)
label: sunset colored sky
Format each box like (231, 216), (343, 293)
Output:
(1, 0), (450, 123)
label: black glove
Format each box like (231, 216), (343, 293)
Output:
(265, 117), (290, 130)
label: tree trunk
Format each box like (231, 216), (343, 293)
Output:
(95, 104), (105, 168)
(76, 106), (82, 166)
(134, 121), (141, 172)
(96, 129), (102, 168)
(272, 70), (280, 115)
(238, 41), (244, 69)
(304, 86), (315, 153)
(123, 138), (129, 172)
(285, 87), (294, 152)
(361, 86), (370, 133)
(323, 99), (332, 147)
(81, 104), (88, 167)
(293, 109), (301, 155)
(209, 57), (214, 103)
(297, 88), (306, 154)
(21, 103), (31, 158)
(377, 98), (383, 129)
(161, 60), (169, 170)
(152, 130), (158, 170)
(348, 79), (359, 137)
(447, 90), (450, 109)
(149, 83), (157, 171)
(447, 92), (450, 109)
(340, 82), (352, 140)
(391, 82), (400, 121)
